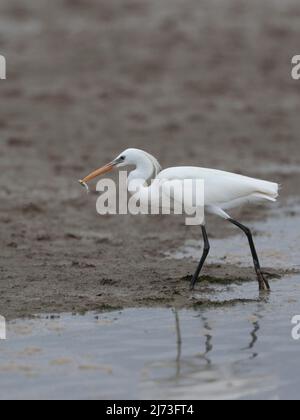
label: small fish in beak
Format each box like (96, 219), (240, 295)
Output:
(78, 179), (90, 193)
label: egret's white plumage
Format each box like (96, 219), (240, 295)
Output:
(109, 148), (279, 219)
(79, 148), (279, 292)
(157, 166), (278, 219)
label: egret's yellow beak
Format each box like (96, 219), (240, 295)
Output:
(79, 162), (115, 188)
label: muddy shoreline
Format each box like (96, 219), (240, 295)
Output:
(1, 0), (300, 320)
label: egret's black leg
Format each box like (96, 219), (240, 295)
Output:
(190, 225), (210, 290)
(228, 219), (270, 292)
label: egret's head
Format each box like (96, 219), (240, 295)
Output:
(79, 148), (161, 189)
(113, 148), (157, 168)
(113, 149), (137, 168)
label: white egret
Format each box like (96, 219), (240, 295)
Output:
(79, 148), (279, 292)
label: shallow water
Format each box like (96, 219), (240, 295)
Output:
(1, 273), (300, 400)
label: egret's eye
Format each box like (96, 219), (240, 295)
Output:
(120, 156), (125, 161)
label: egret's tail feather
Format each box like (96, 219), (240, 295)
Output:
(254, 180), (279, 201)
(253, 193), (277, 202)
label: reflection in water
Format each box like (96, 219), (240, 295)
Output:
(148, 310), (215, 388)
(197, 315), (213, 366)
(143, 306), (276, 399)
(245, 320), (260, 359)
(242, 294), (270, 360)
(144, 295), (276, 399)
(173, 309), (182, 378)
(173, 310), (213, 380)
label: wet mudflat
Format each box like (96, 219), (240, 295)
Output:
(1, 274), (300, 400)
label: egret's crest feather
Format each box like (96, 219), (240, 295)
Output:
(141, 150), (162, 179)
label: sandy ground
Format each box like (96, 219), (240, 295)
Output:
(1, 0), (300, 320)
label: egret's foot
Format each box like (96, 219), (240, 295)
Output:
(257, 271), (271, 292)
(190, 277), (198, 291)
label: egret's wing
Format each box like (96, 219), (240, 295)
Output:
(159, 179), (204, 210)
(158, 167), (278, 206)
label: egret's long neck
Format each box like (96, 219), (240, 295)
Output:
(127, 156), (155, 193)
